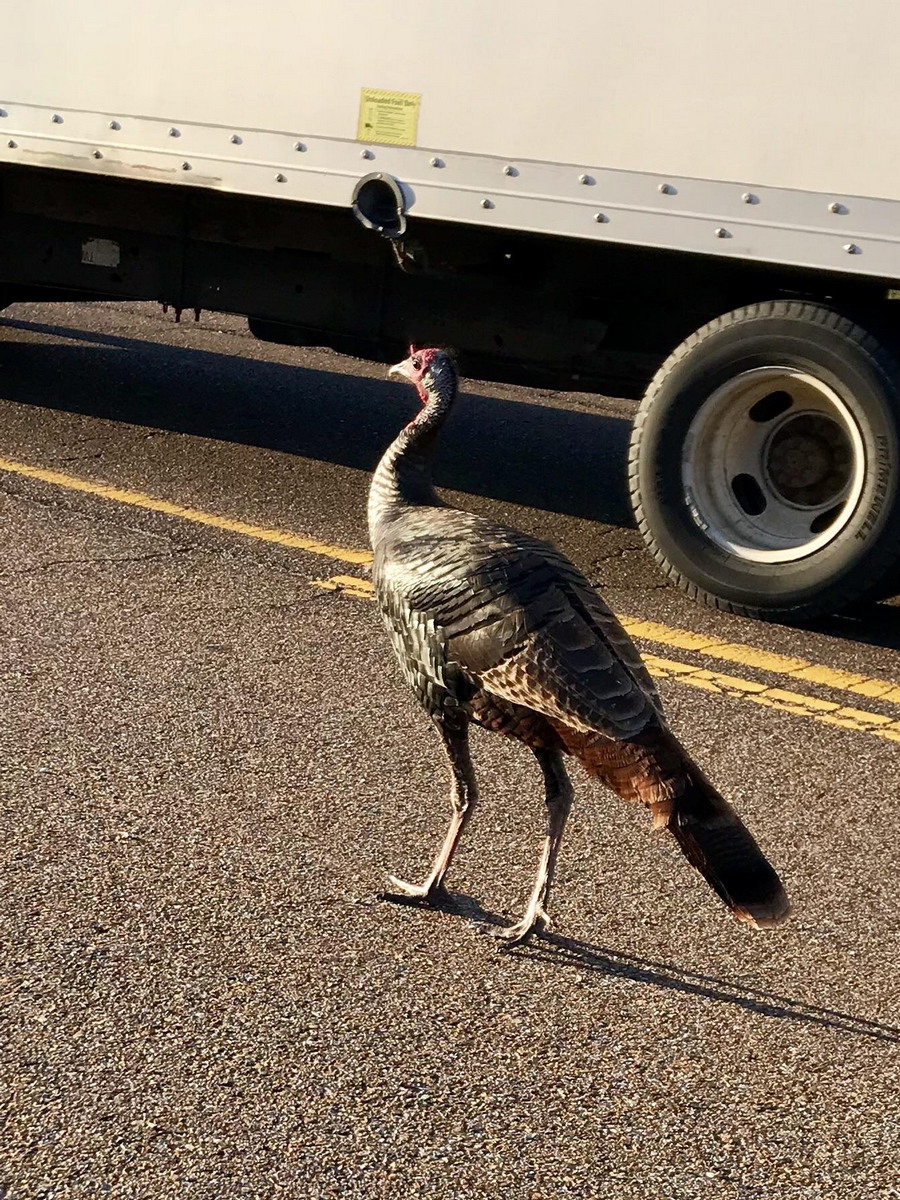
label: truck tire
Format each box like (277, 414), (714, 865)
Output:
(628, 301), (900, 622)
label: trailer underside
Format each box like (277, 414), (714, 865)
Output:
(4, 163), (891, 397)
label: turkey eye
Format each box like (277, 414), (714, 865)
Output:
(411, 356), (422, 370)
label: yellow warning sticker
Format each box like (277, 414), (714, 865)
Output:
(357, 88), (421, 147)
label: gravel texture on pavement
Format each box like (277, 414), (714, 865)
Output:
(1, 303), (898, 1199)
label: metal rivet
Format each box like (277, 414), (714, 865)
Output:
(430, 156), (444, 168)
(829, 201), (848, 215)
(169, 127), (181, 138)
(181, 161), (191, 171)
(481, 198), (494, 209)
(578, 173), (595, 185)
(7, 139), (17, 149)
(275, 173), (287, 183)
(295, 141), (307, 152)
(230, 134), (243, 145)
(594, 212), (609, 223)
(715, 227), (730, 238)
(503, 164), (518, 177)
(844, 243), (861, 254)
(51, 113), (63, 124)
(360, 148), (374, 160)
(741, 192), (758, 204)
(109, 120), (121, 131)
(92, 149), (103, 159)
(658, 182), (675, 195)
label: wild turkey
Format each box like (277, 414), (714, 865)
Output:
(369, 347), (789, 946)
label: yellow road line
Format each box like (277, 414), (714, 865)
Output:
(621, 618), (900, 702)
(642, 655), (900, 744)
(1, 452), (897, 710)
(313, 574), (375, 599)
(312, 574), (900, 743)
(0, 456), (371, 566)
(314, 572), (900, 710)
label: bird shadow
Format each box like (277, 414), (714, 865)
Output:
(387, 890), (900, 1045)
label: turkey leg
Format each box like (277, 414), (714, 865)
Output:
(383, 723), (477, 904)
(496, 748), (573, 948)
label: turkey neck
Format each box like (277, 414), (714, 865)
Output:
(368, 378), (454, 534)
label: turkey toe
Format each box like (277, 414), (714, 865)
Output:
(493, 914), (547, 949)
(381, 876), (451, 906)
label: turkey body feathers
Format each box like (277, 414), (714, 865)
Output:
(374, 506), (660, 742)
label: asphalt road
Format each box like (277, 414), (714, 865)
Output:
(2, 302), (899, 1200)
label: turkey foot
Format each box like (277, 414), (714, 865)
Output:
(491, 750), (572, 950)
(493, 904), (550, 949)
(381, 874), (451, 906)
(381, 725), (476, 909)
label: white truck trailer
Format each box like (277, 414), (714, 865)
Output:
(4, 0), (900, 621)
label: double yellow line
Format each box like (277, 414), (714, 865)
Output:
(3, 453), (900, 744)
(314, 574), (900, 743)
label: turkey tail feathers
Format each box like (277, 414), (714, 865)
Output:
(572, 732), (789, 929)
(667, 776), (790, 929)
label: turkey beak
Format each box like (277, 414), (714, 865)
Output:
(388, 358), (414, 382)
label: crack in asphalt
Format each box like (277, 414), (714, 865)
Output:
(0, 549), (194, 577)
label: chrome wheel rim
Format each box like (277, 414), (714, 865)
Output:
(682, 367), (866, 564)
